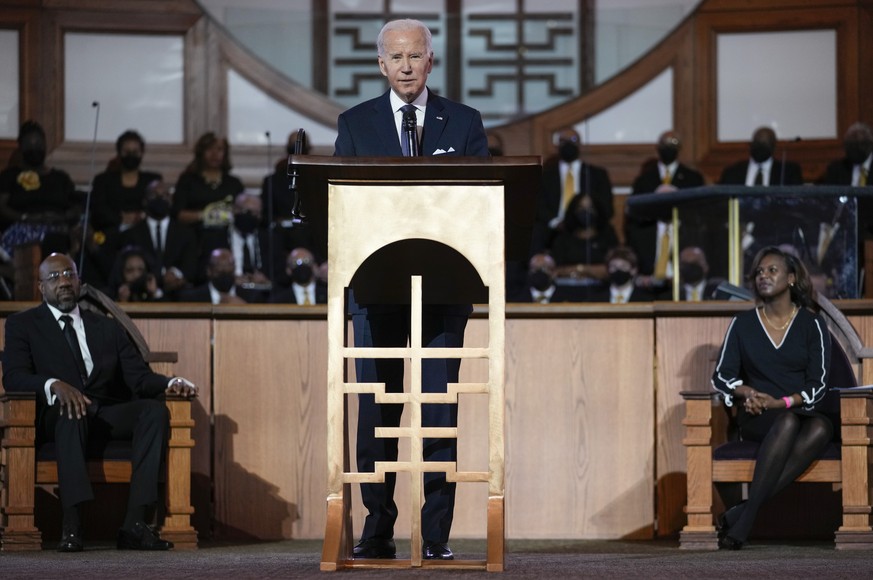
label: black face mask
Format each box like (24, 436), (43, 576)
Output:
(234, 212), (260, 235)
(211, 272), (236, 293)
(609, 270), (633, 287)
(146, 197), (171, 220)
(120, 154), (142, 171)
(21, 148), (46, 168)
(128, 274), (149, 299)
(291, 263), (314, 285)
(749, 142), (773, 164)
(559, 141), (580, 163)
(528, 270), (553, 292)
(574, 209), (596, 228)
(846, 141), (872, 165)
(657, 145), (678, 165)
(680, 263), (705, 285)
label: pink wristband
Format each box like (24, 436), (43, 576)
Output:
(782, 396), (793, 409)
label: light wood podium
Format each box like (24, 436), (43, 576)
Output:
(290, 156), (540, 572)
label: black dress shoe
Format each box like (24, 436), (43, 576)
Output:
(57, 527), (84, 552)
(423, 542), (454, 560)
(117, 521), (174, 551)
(716, 501), (746, 540)
(718, 534), (745, 551)
(352, 538), (396, 559)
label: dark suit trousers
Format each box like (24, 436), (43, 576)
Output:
(353, 305), (468, 544)
(39, 398), (169, 509)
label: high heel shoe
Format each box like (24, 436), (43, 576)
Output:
(716, 501), (746, 540)
(718, 534), (745, 550)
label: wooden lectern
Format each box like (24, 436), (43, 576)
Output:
(291, 156), (540, 572)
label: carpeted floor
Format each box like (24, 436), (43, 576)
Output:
(2, 539), (873, 578)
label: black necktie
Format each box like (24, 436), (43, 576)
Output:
(60, 315), (88, 384)
(242, 237), (255, 274)
(154, 221), (164, 275)
(400, 104), (419, 157)
(754, 168), (764, 186)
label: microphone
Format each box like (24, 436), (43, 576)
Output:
(265, 131), (275, 282)
(287, 128), (306, 223)
(79, 101), (100, 279)
(402, 109), (419, 156)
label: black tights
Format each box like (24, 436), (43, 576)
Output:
(724, 411), (833, 542)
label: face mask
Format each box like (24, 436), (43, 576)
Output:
(846, 141), (872, 165)
(574, 209), (596, 228)
(146, 197), (171, 220)
(291, 263), (314, 285)
(211, 272), (236, 293)
(234, 212), (260, 235)
(120, 154), (142, 171)
(528, 270), (553, 292)
(749, 142), (773, 164)
(558, 141), (579, 163)
(22, 148), (46, 168)
(657, 145), (678, 165)
(128, 274), (149, 299)
(680, 263), (705, 284)
(609, 270), (633, 287)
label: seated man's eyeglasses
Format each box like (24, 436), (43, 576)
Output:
(41, 269), (78, 282)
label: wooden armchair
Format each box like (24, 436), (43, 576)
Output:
(0, 284), (197, 551)
(680, 295), (873, 550)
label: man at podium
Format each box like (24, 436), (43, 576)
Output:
(333, 18), (489, 561)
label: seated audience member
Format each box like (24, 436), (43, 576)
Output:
(108, 246), (162, 303)
(0, 121), (77, 259)
(173, 132), (244, 238)
(90, 130), (162, 232)
(625, 130), (704, 297)
(711, 246), (833, 550)
(719, 127), (803, 186)
(510, 253), (585, 303)
(261, 131), (314, 252)
(1, 253), (197, 552)
(550, 192), (618, 283)
(269, 247), (327, 304)
(821, 122), (873, 187)
(679, 246), (722, 301)
(201, 192), (282, 302)
(532, 127), (613, 254)
(589, 246), (653, 303)
(120, 179), (197, 298)
(178, 248), (246, 305)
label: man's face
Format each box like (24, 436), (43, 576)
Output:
(378, 27), (433, 103)
(234, 195), (263, 219)
(39, 254), (80, 313)
(207, 251), (235, 280)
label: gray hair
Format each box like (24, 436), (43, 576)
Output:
(376, 19), (433, 57)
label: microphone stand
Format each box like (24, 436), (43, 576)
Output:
(403, 110), (419, 156)
(265, 131), (275, 283)
(287, 128), (306, 223)
(79, 101), (100, 279)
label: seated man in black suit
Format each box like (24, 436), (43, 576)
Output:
(1, 253), (197, 552)
(120, 179), (197, 299)
(510, 253), (585, 303)
(178, 248), (246, 305)
(589, 246), (653, 303)
(625, 130), (704, 297)
(532, 127), (613, 254)
(269, 247), (327, 305)
(821, 122), (873, 244)
(719, 126), (803, 186)
(678, 246), (722, 301)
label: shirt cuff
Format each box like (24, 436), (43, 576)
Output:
(44, 379), (58, 405)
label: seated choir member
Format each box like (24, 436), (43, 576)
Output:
(269, 247), (327, 304)
(718, 126), (803, 187)
(510, 252), (584, 303)
(549, 192), (618, 285)
(178, 248), (246, 305)
(107, 246), (162, 303)
(679, 246), (722, 301)
(588, 246), (653, 303)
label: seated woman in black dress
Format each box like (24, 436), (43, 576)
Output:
(90, 130), (162, 232)
(172, 132), (244, 237)
(0, 121), (77, 259)
(107, 245), (162, 303)
(549, 192), (619, 283)
(711, 246), (832, 550)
